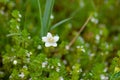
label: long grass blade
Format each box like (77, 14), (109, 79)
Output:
(50, 17), (72, 30)
(37, 0), (43, 37)
(42, 0), (55, 36)
(50, 8), (81, 30)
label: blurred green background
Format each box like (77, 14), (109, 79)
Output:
(1, 0), (120, 55)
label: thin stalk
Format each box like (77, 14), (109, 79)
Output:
(37, 0), (43, 37)
(67, 14), (93, 49)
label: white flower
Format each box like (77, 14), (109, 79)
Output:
(79, 0), (84, 8)
(9, 75), (12, 79)
(42, 32), (59, 47)
(59, 76), (64, 80)
(28, 36), (31, 39)
(76, 46), (85, 53)
(56, 67), (60, 72)
(91, 17), (99, 24)
(58, 63), (61, 67)
(79, 69), (82, 72)
(51, 66), (54, 69)
(42, 61), (48, 68)
(37, 45), (42, 50)
(63, 60), (67, 65)
(95, 34), (100, 41)
(18, 14), (22, 18)
(17, 18), (21, 22)
(72, 65), (75, 69)
(100, 74), (108, 80)
(13, 60), (17, 65)
(0, 71), (4, 75)
(50, 14), (54, 19)
(19, 72), (25, 78)
(65, 45), (70, 50)
(23, 65), (28, 70)
(29, 78), (32, 80)
(26, 51), (32, 58)
(16, 25), (20, 30)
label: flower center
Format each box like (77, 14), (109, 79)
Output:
(48, 37), (54, 43)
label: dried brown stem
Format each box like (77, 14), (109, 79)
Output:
(67, 14), (93, 49)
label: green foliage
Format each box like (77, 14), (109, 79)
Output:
(111, 71), (120, 80)
(71, 64), (80, 80)
(0, 0), (120, 80)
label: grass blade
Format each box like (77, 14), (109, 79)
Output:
(50, 17), (72, 30)
(50, 8), (81, 30)
(37, 0), (43, 37)
(42, 0), (55, 36)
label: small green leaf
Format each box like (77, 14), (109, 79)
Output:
(11, 10), (20, 18)
(50, 17), (72, 30)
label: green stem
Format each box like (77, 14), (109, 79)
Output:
(37, 0), (43, 37)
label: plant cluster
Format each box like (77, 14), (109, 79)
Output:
(0, 0), (120, 80)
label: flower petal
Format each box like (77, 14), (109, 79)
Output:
(51, 43), (57, 47)
(47, 32), (52, 38)
(45, 42), (51, 47)
(42, 37), (47, 42)
(54, 36), (59, 42)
